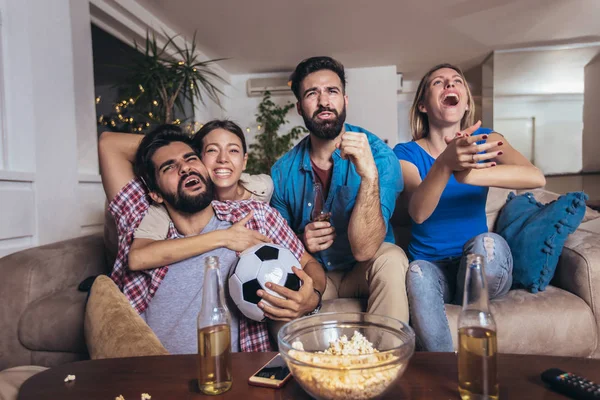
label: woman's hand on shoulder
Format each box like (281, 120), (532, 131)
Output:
(223, 211), (272, 252)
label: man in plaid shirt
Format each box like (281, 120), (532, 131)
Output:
(99, 125), (326, 353)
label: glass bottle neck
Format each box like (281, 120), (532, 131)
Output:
(200, 263), (228, 316)
(462, 262), (491, 313)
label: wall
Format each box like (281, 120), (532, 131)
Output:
(494, 95), (583, 175)
(492, 47), (598, 175)
(223, 66), (399, 147)
(583, 53), (600, 172)
(0, 0), (105, 257)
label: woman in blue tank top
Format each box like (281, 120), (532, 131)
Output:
(393, 64), (545, 351)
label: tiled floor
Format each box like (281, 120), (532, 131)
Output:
(544, 174), (600, 201)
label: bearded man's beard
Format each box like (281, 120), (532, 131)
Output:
(301, 104), (347, 140)
(159, 172), (214, 214)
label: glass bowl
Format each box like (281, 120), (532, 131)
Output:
(278, 312), (415, 400)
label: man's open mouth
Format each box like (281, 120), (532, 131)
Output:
(314, 108), (337, 119)
(181, 174), (202, 189)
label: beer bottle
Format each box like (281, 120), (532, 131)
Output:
(457, 254), (499, 400)
(311, 182), (330, 222)
(197, 256), (232, 395)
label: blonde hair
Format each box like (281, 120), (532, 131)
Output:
(409, 63), (475, 141)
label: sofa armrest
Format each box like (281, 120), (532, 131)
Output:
(552, 228), (600, 356)
(0, 234), (110, 370)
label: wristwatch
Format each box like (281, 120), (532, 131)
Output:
(306, 288), (323, 316)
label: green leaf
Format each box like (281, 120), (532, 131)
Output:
(245, 91), (308, 174)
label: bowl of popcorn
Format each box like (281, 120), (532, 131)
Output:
(278, 312), (415, 400)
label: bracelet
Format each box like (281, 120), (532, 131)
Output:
(306, 288), (323, 316)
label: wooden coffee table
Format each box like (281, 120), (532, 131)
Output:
(18, 352), (600, 399)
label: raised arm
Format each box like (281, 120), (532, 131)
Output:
(454, 132), (546, 189)
(98, 131), (143, 201)
(406, 126), (500, 224)
(341, 132), (386, 261)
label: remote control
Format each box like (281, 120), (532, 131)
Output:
(541, 368), (600, 399)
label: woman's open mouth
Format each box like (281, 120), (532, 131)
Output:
(442, 93), (460, 107)
(213, 168), (233, 179)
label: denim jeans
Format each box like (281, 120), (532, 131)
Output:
(406, 232), (513, 352)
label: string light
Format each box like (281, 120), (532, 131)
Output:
(115, 106), (120, 112)
(193, 68), (197, 72)
(129, 98), (134, 104)
(190, 83), (194, 89)
(129, 117), (134, 123)
(152, 100), (158, 106)
(95, 96), (101, 104)
(257, 125), (262, 130)
(246, 127), (250, 133)
(139, 84), (145, 92)
(148, 112), (153, 117)
(98, 116), (104, 123)
(146, 122), (150, 127)
(178, 61), (184, 65)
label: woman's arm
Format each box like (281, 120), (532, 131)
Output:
(454, 133), (546, 189)
(128, 212), (271, 271)
(405, 127), (499, 224)
(129, 232), (229, 271)
(404, 159), (452, 224)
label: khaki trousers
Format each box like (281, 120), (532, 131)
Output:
(322, 242), (409, 323)
(268, 242), (409, 344)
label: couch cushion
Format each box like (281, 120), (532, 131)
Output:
(446, 286), (596, 357)
(486, 187), (512, 232)
(18, 289), (87, 353)
(497, 191), (587, 293)
(0, 366), (47, 400)
(580, 217), (600, 234)
(84, 275), (168, 359)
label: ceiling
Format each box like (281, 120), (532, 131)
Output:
(136, 0), (600, 77)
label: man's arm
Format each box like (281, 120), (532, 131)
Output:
(255, 204), (327, 321)
(98, 131), (143, 201)
(257, 251), (325, 321)
(269, 165), (293, 223)
(340, 132), (386, 262)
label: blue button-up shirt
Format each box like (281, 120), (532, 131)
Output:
(270, 123), (403, 271)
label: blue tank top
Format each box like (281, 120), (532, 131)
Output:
(393, 128), (492, 261)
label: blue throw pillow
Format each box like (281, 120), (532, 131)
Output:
(496, 191), (588, 293)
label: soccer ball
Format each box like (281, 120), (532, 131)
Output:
(228, 243), (302, 322)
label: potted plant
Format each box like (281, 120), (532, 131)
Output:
(245, 91), (308, 175)
(98, 31), (225, 134)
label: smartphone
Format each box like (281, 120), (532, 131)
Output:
(248, 353), (292, 388)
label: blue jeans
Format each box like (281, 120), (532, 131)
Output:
(406, 233), (513, 352)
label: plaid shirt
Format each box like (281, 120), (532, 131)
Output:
(108, 178), (304, 352)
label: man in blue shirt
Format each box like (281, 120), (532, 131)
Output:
(270, 56), (409, 323)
